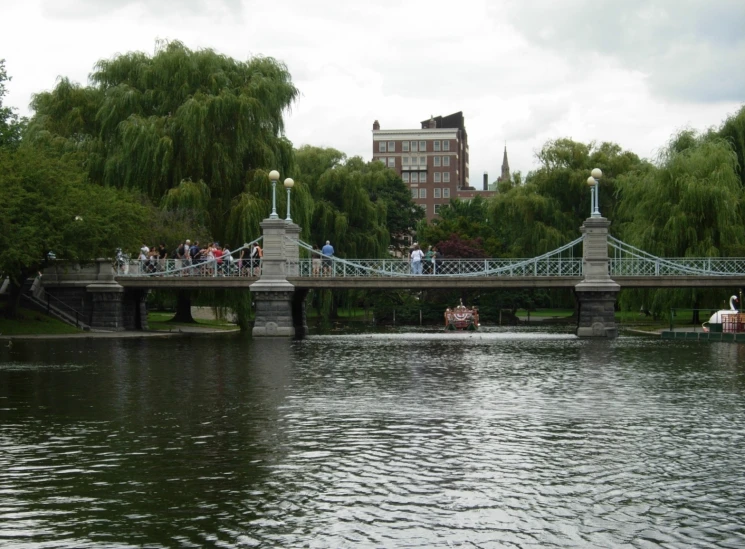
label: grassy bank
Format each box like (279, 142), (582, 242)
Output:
(147, 311), (240, 331)
(0, 303), (82, 335)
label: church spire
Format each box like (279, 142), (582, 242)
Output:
(499, 144), (510, 182)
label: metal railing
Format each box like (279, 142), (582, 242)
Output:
(287, 237), (585, 278)
(285, 257), (584, 278)
(111, 234), (745, 280)
(44, 292), (84, 328)
(115, 239), (262, 277)
(609, 237), (745, 276)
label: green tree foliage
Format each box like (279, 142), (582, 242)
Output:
(416, 196), (499, 255)
(27, 40), (298, 245)
(294, 145), (346, 186)
(354, 158), (424, 250)
(490, 139), (642, 257)
(0, 145), (148, 317)
(616, 130), (743, 256)
(0, 59), (25, 150)
(294, 148), (420, 256)
(714, 105), (745, 187)
(615, 130), (744, 317)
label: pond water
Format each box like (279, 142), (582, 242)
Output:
(1, 327), (744, 548)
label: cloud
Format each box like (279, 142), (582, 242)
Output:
(501, 0), (745, 103)
(40, 0), (242, 18)
(2, 0), (742, 186)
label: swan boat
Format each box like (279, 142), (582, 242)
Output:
(703, 295), (742, 333)
(445, 302), (480, 331)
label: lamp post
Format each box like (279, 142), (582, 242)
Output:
(284, 178), (294, 222)
(269, 170), (280, 219)
(587, 167), (602, 217)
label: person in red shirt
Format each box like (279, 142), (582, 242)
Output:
(214, 244), (224, 274)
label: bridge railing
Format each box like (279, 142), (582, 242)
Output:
(608, 236), (745, 276)
(286, 257), (584, 278)
(115, 239), (262, 277)
(289, 236), (585, 278)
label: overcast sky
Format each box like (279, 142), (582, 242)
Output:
(2, 0), (744, 183)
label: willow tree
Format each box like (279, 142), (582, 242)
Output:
(28, 41), (300, 324)
(0, 59), (25, 150)
(615, 130), (744, 319)
(714, 105), (745, 188)
(29, 41), (298, 240)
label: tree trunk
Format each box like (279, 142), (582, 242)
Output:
(171, 290), (196, 323)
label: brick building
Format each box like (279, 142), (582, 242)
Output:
(373, 111), (494, 221)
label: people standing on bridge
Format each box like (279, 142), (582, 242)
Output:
(138, 244), (149, 274)
(175, 241), (185, 271)
(184, 240), (192, 274)
(239, 244), (249, 276)
(189, 241), (201, 275)
(431, 246), (441, 275)
(312, 245), (322, 277)
(222, 244), (232, 275)
(158, 243), (168, 272)
(424, 246), (434, 274)
(411, 244), (424, 275)
(250, 243), (263, 276)
(321, 240), (335, 276)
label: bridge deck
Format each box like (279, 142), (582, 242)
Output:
(114, 275), (745, 290)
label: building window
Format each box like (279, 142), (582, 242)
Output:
(434, 156), (441, 167)
(419, 188), (427, 198)
(420, 172), (426, 183)
(388, 141), (395, 152)
(442, 140), (450, 151)
(443, 156), (450, 167)
(388, 157), (395, 167)
(411, 172), (419, 183)
(402, 141), (409, 152)
(403, 156), (409, 166)
(411, 141), (418, 152)
(419, 156), (427, 166)
(419, 141), (426, 151)
(443, 172), (450, 183)
(434, 188), (441, 198)
(434, 204), (442, 214)
(434, 141), (441, 152)
(443, 188), (450, 198)
(402, 173), (409, 182)
(379, 142), (386, 152)
(434, 172), (441, 183)
(411, 188), (418, 199)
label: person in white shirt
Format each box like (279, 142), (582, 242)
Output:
(410, 244), (425, 275)
(138, 245), (150, 274)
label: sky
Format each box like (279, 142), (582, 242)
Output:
(1, 0), (744, 183)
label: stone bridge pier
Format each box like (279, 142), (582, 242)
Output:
(250, 218), (307, 337)
(575, 216), (620, 338)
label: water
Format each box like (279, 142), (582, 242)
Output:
(1, 328), (745, 548)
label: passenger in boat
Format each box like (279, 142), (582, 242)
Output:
(444, 308), (451, 327)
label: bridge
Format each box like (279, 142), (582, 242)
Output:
(114, 236), (745, 290)
(39, 188), (745, 338)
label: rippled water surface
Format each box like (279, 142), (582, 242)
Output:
(1, 328), (745, 548)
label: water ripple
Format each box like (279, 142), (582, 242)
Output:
(0, 334), (744, 547)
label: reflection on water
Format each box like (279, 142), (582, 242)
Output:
(1, 329), (745, 548)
